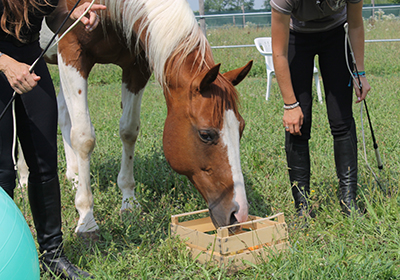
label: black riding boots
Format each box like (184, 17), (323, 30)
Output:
(334, 123), (359, 216)
(28, 176), (93, 279)
(285, 135), (314, 219)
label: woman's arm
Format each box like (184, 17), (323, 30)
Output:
(347, 1), (371, 103)
(271, 8), (303, 135)
(46, 0), (106, 34)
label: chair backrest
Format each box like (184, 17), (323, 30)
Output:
(254, 37), (274, 71)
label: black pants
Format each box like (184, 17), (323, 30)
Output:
(0, 40), (58, 193)
(288, 24), (354, 142)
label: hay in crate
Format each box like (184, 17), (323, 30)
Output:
(171, 209), (289, 269)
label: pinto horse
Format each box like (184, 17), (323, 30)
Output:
(40, 0), (252, 238)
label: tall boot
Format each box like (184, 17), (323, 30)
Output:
(0, 169), (17, 199)
(28, 176), (93, 279)
(334, 122), (359, 216)
(285, 135), (314, 218)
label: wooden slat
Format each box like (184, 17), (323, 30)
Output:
(171, 224), (217, 248)
(220, 213), (285, 231)
(217, 227), (229, 238)
(171, 209), (209, 223)
(177, 216), (215, 232)
(188, 241), (290, 269)
(218, 223), (288, 254)
(244, 215), (278, 229)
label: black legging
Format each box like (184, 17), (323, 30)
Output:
(287, 24), (354, 142)
(0, 40), (58, 194)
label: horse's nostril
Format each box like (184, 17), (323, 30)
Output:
(228, 212), (239, 233)
(230, 212), (237, 225)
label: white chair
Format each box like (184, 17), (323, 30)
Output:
(254, 37), (323, 103)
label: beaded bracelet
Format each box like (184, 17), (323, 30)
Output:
(353, 71), (366, 78)
(283, 101), (299, 110)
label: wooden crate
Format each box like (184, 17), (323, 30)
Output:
(171, 209), (289, 269)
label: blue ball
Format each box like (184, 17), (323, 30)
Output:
(0, 187), (40, 280)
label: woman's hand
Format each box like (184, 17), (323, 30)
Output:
(71, 2), (107, 31)
(282, 106), (303, 136)
(0, 55), (41, 94)
(47, 1), (106, 34)
(353, 76), (371, 103)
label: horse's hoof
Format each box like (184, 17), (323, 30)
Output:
(76, 230), (100, 243)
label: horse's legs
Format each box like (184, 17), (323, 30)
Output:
(17, 142), (28, 187)
(17, 82), (78, 190)
(57, 86), (79, 186)
(57, 54), (98, 236)
(118, 83), (144, 211)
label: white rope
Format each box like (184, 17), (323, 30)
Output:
(344, 23), (361, 89)
(343, 23), (380, 182)
(11, 95), (17, 170)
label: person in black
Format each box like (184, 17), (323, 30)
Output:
(0, 0), (105, 279)
(270, 0), (371, 218)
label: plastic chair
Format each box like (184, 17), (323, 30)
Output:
(254, 37), (323, 103)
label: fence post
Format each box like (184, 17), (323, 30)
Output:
(198, 0), (206, 37)
(242, 5), (245, 27)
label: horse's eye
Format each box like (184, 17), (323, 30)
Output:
(198, 129), (218, 144)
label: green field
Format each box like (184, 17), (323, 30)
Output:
(14, 16), (400, 279)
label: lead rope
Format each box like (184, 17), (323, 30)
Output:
(343, 23), (383, 192)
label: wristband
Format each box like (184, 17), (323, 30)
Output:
(353, 71), (366, 78)
(283, 101), (300, 110)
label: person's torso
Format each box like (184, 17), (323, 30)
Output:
(270, 0), (360, 32)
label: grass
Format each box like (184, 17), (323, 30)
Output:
(13, 15), (400, 279)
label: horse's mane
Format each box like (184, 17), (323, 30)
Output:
(101, 0), (240, 126)
(101, 0), (208, 86)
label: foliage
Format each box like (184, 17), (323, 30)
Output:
(363, 0), (399, 3)
(205, 0), (255, 12)
(262, 0), (271, 10)
(15, 15), (400, 279)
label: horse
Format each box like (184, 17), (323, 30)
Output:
(38, 0), (252, 239)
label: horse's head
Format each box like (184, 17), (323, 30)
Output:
(163, 60), (252, 228)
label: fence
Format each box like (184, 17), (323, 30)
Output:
(195, 5), (400, 29)
(194, 5), (400, 49)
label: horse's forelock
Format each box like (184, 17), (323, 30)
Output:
(205, 75), (241, 129)
(102, 0), (207, 86)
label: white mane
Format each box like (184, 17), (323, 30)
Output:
(101, 0), (209, 85)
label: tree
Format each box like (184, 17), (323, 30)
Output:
(227, 0), (255, 11)
(262, 0), (271, 10)
(204, 0), (255, 12)
(204, 0), (228, 12)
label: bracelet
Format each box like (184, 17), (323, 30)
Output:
(0, 52), (3, 58)
(353, 71), (366, 78)
(283, 101), (300, 110)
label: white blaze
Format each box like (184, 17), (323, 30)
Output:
(221, 110), (248, 223)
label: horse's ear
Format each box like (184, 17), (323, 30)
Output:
(223, 60), (253, 86)
(192, 64), (221, 92)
